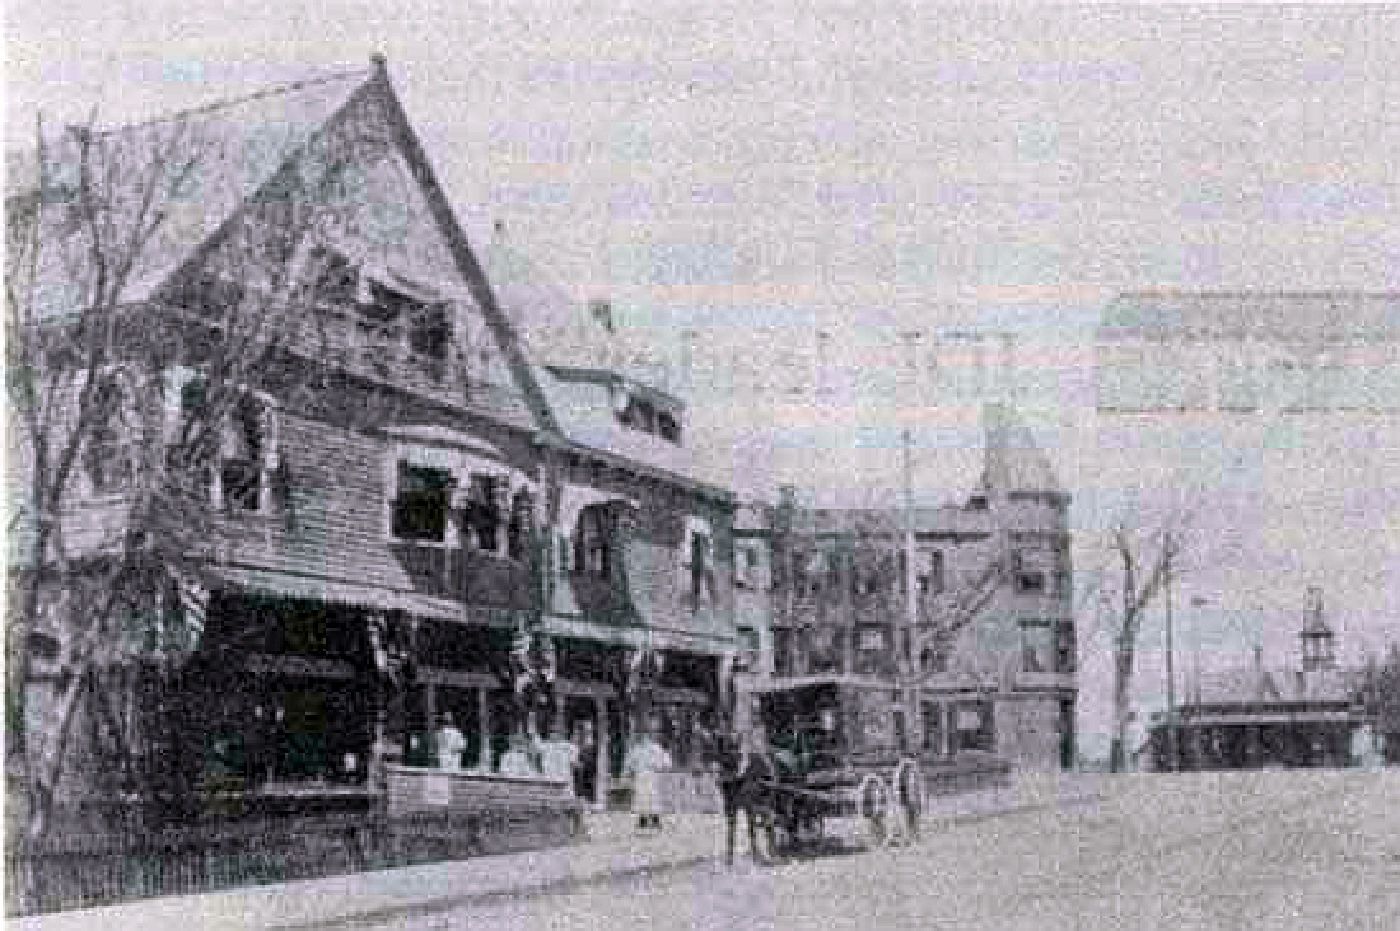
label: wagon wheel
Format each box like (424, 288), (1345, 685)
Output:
(859, 773), (891, 848)
(894, 759), (925, 842)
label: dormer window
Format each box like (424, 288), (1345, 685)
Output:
(657, 411), (680, 443)
(615, 392), (683, 445)
(306, 248), (453, 369)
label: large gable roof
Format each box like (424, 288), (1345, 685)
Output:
(12, 57), (558, 433)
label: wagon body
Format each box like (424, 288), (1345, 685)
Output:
(753, 675), (925, 848)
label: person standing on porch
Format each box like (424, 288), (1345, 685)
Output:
(436, 713), (466, 771)
(572, 721), (598, 804)
(625, 723), (672, 830)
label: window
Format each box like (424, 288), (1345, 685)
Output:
(392, 462), (453, 542)
(857, 628), (886, 652)
(955, 701), (995, 753)
(1013, 551), (1047, 593)
(917, 550), (945, 598)
(1020, 621), (1053, 673)
(922, 702), (945, 755)
(407, 300), (450, 363)
(634, 400), (656, 433)
(735, 627), (760, 671)
(465, 474), (503, 552)
(507, 489), (534, 561)
(1055, 622), (1077, 673)
(657, 411), (680, 443)
(575, 505), (613, 575)
(221, 395), (266, 512)
(166, 372), (277, 513)
(84, 376), (135, 495)
(681, 517), (715, 609)
(308, 247), (358, 307)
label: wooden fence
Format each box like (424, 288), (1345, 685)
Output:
(6, 803), (583, 917)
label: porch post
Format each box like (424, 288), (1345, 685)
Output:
(596, 697), (611, 809)
(477, 687), (492, 771)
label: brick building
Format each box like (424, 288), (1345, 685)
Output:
(10, 58), (736, 828)
(736, 405), (1077, 772)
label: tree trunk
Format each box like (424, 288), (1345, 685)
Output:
(25, 663), (89, 842)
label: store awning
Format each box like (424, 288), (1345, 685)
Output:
(540, 614), (734, 656)
(212, 566), (464, 622)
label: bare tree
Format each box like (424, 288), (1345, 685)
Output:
(1103, 513), (1190, 773)
(6, 102), (373, 840)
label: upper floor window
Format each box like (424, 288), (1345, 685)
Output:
(83, 375), (136, 496)
(1020, 620), (1053, 673)
(1013, 551), (1047, 593)
(166, 371), (278, 514)
(955, 701), (995, 753)
(917, 550), (945, 597)
(392, 462), (452, 542)
(736, 544), (761, 589)
(462, 474), (507, 553)
(574, 505), (613, 575)
(221, 395), (268, 512)
(682, 517), (716, 610)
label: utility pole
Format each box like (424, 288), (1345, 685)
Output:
(1164, 536), (1177, 772)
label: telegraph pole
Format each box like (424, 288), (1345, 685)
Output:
(1164, 537), (1177, 772)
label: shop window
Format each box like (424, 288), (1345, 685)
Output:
(392, 461), (452, 542)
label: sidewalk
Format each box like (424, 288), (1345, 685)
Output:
(17, 772), (1103, 931)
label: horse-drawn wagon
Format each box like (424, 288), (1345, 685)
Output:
(752, 675), (925, 851)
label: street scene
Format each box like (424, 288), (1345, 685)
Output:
(7, 4), (1400, 929)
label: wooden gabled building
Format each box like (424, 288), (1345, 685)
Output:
(10, 56), (737, 832)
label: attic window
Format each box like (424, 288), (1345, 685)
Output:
(657, 411), (680, 443)
(309, 247), (358, 307)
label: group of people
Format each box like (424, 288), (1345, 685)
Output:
(433, 712), (782, 865)
(623, 721), (781, 865)
(432, 713), (600, 802)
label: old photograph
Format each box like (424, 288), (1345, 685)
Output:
(6, 4), (1398, 928)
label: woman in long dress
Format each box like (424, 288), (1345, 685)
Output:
(625, 727), (673, 830)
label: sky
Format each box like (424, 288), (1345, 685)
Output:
(10, 2), (1400, 756)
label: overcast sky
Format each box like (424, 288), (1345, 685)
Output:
(11, 3), (1399, 754)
